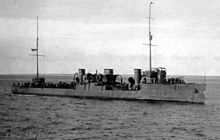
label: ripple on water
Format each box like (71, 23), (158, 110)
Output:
(0, 81), (220, 139)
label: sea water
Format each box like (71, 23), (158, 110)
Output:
(0, 75), (220, 139)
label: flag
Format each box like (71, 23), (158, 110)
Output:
(31, 49), (37, 51)
(150, 35), (153, 40)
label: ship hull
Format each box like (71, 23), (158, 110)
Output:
(12, 83), (205, 104)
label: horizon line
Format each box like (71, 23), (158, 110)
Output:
(0, 73), (219, 77)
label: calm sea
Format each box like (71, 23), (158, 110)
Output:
(0, 75), (220, 139)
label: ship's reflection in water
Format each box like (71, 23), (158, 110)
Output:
(0, 78), (220, 139)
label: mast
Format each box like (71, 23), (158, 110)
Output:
(31, 16), (45, 79)
(36, 16), (39, 79)
(149, 2), (153, 75)
(31, 16), (46, 79)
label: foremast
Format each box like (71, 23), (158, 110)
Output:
(31, 16), (45, 79)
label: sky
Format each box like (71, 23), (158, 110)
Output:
(0, 0), (220, 75)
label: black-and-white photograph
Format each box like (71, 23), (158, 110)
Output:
(0, 0), (219, 139)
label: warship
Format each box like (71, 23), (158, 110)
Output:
(12, 3), (206, 104)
